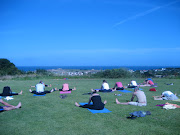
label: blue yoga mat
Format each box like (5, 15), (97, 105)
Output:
(131, 88), (143, 90)
(117, 90), (132, 93)
(79, 103), (111, 114)
(0, 108), (4, 111)
(33, 94), (46, 96)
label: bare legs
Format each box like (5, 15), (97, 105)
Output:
(3, 102), (21, 111)
(116, 98), (129, 105)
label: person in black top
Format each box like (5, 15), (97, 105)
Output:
(0, 86), (22, 96)
(75, 93), (107, 110)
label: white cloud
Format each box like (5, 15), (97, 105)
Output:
(114, 0), (180, 27)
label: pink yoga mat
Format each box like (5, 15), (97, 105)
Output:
(60, 91), (71, 94)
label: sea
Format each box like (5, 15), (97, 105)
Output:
(17, 66), (180, 72)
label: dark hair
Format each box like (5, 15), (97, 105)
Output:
(134, 86), (139, 91)
(103, 80), (107, 83)
(39, 80), (43, 84)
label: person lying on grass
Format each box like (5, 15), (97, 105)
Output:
(91, 80), (114, 92)
(112, 82), (124, 90)
(55, 83), (76, 91)
(75, 92), (107, 110)
(153, 91), (178, 100)
(0, 86), (22, 96)
(139, 79), (154, 87)
(30, 80), (52, 88)
(0, 97), (21, 111)
(29, 81), (54, 95)
(116, 87), (147, 106)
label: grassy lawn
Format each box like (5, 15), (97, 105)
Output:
(0, 78), (180, 135)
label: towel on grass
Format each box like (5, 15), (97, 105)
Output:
(79, 103), (111, 114)
(4, 96), (14, 101)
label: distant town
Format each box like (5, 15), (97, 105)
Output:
(46, 67), (180, 78)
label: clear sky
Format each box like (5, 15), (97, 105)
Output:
(0, 0), (180, 66)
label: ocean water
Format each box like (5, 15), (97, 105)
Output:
(17, 66), (179, 72)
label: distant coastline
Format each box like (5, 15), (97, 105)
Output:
(17, 66), (180, 72)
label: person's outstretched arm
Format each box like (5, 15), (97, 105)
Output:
(88, 96), (92, 104)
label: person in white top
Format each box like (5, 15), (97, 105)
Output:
(127, 80), (138, 88)
(91, 80), (114, 92)
(154, 91), (178, 100)
(29, 81), (54, 95)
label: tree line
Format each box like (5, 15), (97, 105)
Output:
(0, 58), (180, 79)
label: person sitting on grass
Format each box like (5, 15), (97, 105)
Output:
(55, 83), (76, 91)
(29, 81), (54, 95)
(91, 80), (114, 92)
(75, 92), (107, 110)
(116, 87), (147, 106)
(0, 97), (21, 111)
(0, 86), (22, 96)
(127, 80), (138, 88)
(30, 80), (52, 88)
(153, 91), (178, 100)
(112, 82), (124, 90)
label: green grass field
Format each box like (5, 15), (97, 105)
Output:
(0, 78), (180, 135)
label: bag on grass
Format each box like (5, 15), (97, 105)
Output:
(149, 88), (156, 91)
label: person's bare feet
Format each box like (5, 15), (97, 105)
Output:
(116, 98), (120, 104)
(49, 84), (52, 87)
(29, 89), (32, 93)
(19, 90), (23, 95)
(15, 102), (21, 109)
(75, 102), (80, 107)
(104, 100), (107, 104)
(73, 87), (76, 90)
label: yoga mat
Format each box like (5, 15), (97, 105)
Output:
(60, 91), (71, 94)
(33, 94), (46, 96)
(0, 108), (4, 111)
(79, 103), (111, 114)
(131, 88), (143, 90)
(117, 90), (132, 93)
(94, 89), (113, 92)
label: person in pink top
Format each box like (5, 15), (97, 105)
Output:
(55, 83), (76, 91)
(113, 82), (124, 90)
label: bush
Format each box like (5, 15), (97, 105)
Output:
(0, 58), (22, 76)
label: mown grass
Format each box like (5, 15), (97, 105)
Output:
(0, 78), (180, 135)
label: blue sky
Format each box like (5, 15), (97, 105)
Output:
(0, 0), (180, 66)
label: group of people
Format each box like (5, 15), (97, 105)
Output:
(0, 79), (178, 112)
(0, 81), (76, 112)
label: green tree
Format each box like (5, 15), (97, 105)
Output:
(0, 58), (22, 75)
